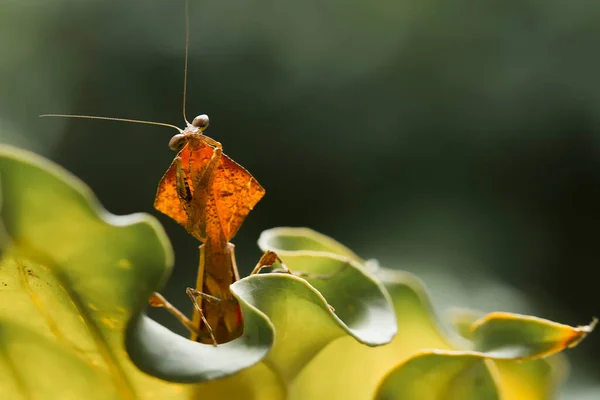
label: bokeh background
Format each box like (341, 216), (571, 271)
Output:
(1, 0), (599, 396)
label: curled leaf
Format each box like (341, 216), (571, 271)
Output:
(125, 310), (273, 383)
(446, 307), (569, 400)
(376, 352), (500, 400)
(471, 313), (597, 360)
(0, 145), (185, 398)
(259, 227), (397, 346)
(258, 227), (362, 261)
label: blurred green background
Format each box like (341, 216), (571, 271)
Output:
(1, 0), (599, 396)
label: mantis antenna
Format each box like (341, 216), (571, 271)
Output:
(39, 114), (182, 133)
(182, 0), (190, 125)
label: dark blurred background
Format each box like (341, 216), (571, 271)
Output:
(1, 0), (599, 395)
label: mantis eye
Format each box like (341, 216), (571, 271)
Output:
(168, 133), (187, 151)
(192, 114), (210, 129)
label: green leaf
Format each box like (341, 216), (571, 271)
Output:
(446, 307), (570, 400)
(493, 357), (567, 400)
(0, 145), (185, 398)
(124, 309), (274, 383)
(375, 352), (500, 400)
(376, 293), (584, 400)
(471, 313), (597, 360)
(259, 228), (397, 346)
(232, 228), (399, 384)
(258, 227), (363, 261)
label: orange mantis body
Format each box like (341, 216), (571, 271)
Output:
(153, 115), (272, 344)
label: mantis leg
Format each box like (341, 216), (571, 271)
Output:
(186, 288), (219, 346)
(174, 146), (222, 241)
(148, 292), (200, 336)
(187, 146), (223, 241)
(250, 250), (287, 275)
(200, 135), (223, 149)
(186, 287), (222, 304)
(174, 156), (193, 215)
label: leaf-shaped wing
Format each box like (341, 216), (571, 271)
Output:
(154, 144), (194, 227)
(154, 136), (265, 241)
(212, 152), (264, 241)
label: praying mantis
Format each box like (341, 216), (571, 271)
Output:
(150, 112), (285, 345)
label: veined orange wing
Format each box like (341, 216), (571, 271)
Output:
(154, 137), (265, 241)
(211, 151), (265, 240)
(154, 141), (197, 227)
